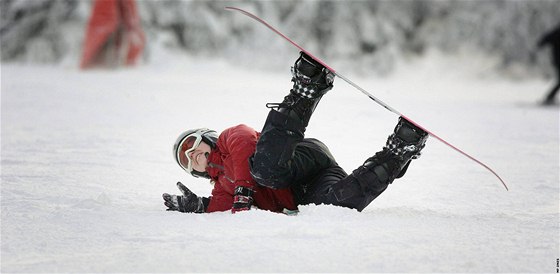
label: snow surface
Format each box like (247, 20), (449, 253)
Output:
(1, 50), (559, 272)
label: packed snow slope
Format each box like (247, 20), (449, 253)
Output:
(1, 51), (559, 272)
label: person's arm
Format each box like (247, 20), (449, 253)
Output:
(538, 26), (560, 48)
(205, 182), (235, 213)
(538, 32), (552, 48)
(218, 124), (259, 212)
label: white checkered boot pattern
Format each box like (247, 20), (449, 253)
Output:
(385, 134), (424, 160)
(290, 67), (334, 99)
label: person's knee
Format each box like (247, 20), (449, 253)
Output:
(250, 160), (292, 189)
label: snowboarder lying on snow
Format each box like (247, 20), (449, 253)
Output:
(163, 52), (429, 214)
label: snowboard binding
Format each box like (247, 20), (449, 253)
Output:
(290, 51), (335, 99)
(266, 52), (335, 128)
(385, 117), (429, 162)
(353, 117), (428, 186)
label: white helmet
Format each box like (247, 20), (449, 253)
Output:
(173, 128), (218, 178)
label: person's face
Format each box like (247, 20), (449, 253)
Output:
(187, 141), (212, 172)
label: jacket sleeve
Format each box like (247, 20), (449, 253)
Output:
(217, 124), (259, 189)
(206, 182), (234, 213)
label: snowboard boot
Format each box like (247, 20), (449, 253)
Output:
(267, 51), (335, 128)
(384, 116), (429, 178)
(348, 116), (428, 195)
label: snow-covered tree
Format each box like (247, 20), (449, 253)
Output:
(1, 0), (559, 76)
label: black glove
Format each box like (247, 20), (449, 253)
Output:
(163, 182), (209, 213)
(231, 186), (254, 213)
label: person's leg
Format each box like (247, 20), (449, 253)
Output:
(543, 65), (560, 104)
(251, 52), (334, 189)
(285, 138), (341, 203)
(303, 117), (429, 211)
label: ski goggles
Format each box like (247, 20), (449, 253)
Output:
(176, 132), (204, 173)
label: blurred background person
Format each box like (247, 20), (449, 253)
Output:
(80, 0), (145, 69)
(538, 23), (560, 105)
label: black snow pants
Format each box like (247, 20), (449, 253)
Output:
(250, 110), (393, 211)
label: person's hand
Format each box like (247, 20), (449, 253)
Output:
(163, 182), (208, 213)
(231, 186), (254, 213)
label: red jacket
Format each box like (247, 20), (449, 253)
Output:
(204, 124), (297, 213)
